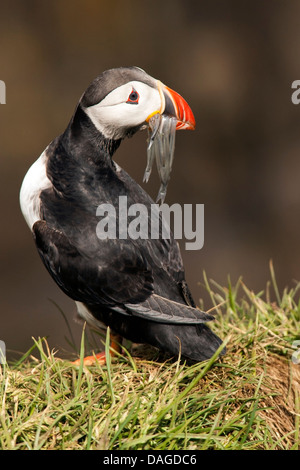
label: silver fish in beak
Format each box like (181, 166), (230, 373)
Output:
(144, 81), (196, 203)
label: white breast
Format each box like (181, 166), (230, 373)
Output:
(75, 301), (106, 330)
(19, 149), (52, 229)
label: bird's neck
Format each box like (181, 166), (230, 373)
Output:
(61, 105), (121, 168)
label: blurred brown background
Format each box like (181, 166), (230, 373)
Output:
(1, 0), (300, 358)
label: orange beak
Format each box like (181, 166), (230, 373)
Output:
(160, 82), (196, 130)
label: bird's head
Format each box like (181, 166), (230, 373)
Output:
(78, 67), (195, 202)
(80, 66), (195, 141)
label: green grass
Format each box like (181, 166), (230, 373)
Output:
(1, 263), (300, 450)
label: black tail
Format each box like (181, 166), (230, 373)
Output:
(144, 321), (225, 362)
(89, 304), (225, 363)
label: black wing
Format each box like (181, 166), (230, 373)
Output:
(33, 220), (154, 305)
(33, 220), (213, 325)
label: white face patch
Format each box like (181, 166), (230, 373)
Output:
(84, 81), (162, 140)
(19, 149), (52, 229)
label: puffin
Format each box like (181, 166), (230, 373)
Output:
(20, 66), (224, 364)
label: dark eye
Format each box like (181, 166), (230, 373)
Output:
(127, 89), (139, 104)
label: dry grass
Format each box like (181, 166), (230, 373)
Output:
(257, 356), (300, 443)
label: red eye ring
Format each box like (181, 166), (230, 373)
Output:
(127, 88), (139, 104)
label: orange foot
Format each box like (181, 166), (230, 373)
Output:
(72, 351), (106, 366)
(72, 334), (122, 366)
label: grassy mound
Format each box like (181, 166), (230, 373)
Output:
(1, 266), (299, 450)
